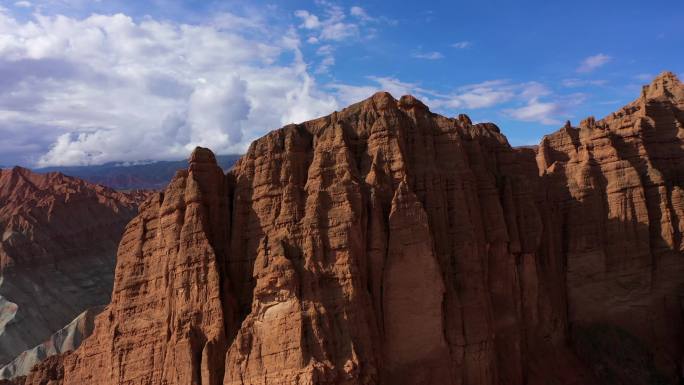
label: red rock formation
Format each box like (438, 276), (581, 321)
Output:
(19, 72), (684, 385)
(537, 71), (684, 384)
(48, 150), (234, 385)
(0, 167), (145, 368)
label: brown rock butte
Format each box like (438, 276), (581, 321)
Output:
(19, 71), (684, 385)
(0, 168), (146, 370)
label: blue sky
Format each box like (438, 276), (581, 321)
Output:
(1, 0), (682, 166)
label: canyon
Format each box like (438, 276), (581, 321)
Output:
(0, 168), (146, 378)
(9, 71), (684, 385)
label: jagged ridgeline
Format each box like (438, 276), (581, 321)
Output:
(14, 72), (684, 385)
(0, 168), (148, 380)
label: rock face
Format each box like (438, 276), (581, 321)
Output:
(0, 168), (145, 368)
(536, 71), (684, 384)
(20, 72), (684, 385)
(0, 306), (104, 379)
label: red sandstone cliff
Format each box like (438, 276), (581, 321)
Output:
(17, 72), (684, 385)
(0, 168), (145, 372)
(537, 71), (684, 384)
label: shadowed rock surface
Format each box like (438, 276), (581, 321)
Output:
(0, 306), (103, 379)
(536, 71), (684, 384)
(16, 72), (684, 385)
(0, 168), (146, 370)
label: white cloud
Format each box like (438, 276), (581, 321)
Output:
(211, 11), (268, 31)
(328, 77), (569, 124)
(411, 50), (443, 60)
(328, 83), (380, 106)
(315, 44), (335, 73)
(0, 7), (588, 166)
(292, 3), (390, 74)
(449, 80), (517, 108)
(295, 3), (393, 43)
(577, 53), (611, 73)
(319, 21), (357, 41)
(504, 92), (585, 125)
(435, 80), (549, 110)
(505, 100), (562, 125)
(562, 78), (608, 87)
(294, 10), (321, 29)
(350, 6), (372, 21)
(451, 41), (471, 49)
(519, 82), (552, 99)
(187, 76), (250, 145)
(370, 77), (418, 96)
(294, 4), (359, 42)
(0, 11), (338, 166)
(328, 76), (418, 106)
(13, 1), (32, 8)
(292, 4), (394, 74)
(435, 80), (577, 125)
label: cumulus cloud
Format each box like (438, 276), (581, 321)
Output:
(0, 6), (586, 166)
(13, 1), (32, 8)
(294, 10), (321, 29)
(577, 53), (611, 73)
(0, 11), (337, 166)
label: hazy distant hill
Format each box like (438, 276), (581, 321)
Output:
(33, 155), (240, 190)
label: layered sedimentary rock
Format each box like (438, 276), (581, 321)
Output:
(20, 72), (684, 385)
(0, 306), (103, 379)
(0, 168), (145, 368)
(47, 150), (234, 385)
(537, 71), (684, 384)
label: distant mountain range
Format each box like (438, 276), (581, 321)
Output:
(31, 154), (241, 190)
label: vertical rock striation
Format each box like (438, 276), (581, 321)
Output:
(54, 148), (234, 385)
(20, 72), (684, 385)
(537, 71), (684, 384)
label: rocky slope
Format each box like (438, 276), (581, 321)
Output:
(0, 306), (103, 379)
(16, 72), (684, 385)
(0, 168), (145, 370)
